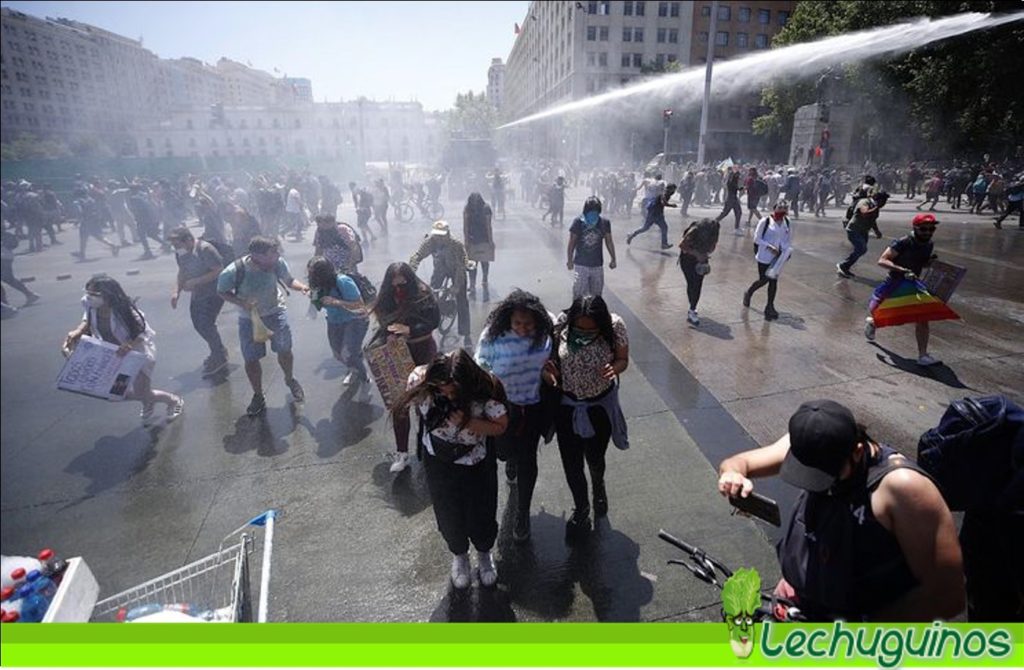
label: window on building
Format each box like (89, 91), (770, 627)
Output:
(655, 54), (665, 67)
(719, 5), (731, 21)
(621, 53), (632, 67)
(667, 54), (677, 63)
(758, 8), (770, 24)
(633, 53), (643, 67)
(716, 31), (729, 46)
(634, 27), (644, 42)
(738, 6), (751, 22)
(587, 26), (596, 41)
(669, 29), (678, 43)
(778, 10), (790, 25)
(145, 137), (153, 148)
(15, 72), (28, 82)
(729, 105), (742, 119)
(599, 0), (610, 15)
(587, 52), (596, 66)
(669, 2), (679, 17)
(622, 27), (632, 42)
(623, 1), (633, 16)
(598, 52), (608, 67)
(755, 33), (769, 48)
(599, 26), (608, 41)
(736, 32), (748, 48)
(658, 2), (668, 17)
(698, 31), (708, 43)
(588, 1), (597, 14)
(635, 1), (645, 15)
(657, 28), (667, 43)
(701, 6), (711, 17)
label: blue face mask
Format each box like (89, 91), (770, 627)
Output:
(584, 211), (599, 226)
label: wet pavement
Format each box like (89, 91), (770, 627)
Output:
(1, 188), (1021, 621)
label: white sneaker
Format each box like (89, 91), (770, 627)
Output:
(917, 353), (942, 367)
(354, 380), (373, 403)
(389, 451), (410, 473)
(341, 370), (355, 386)
(450, 553), (471, 590)
(864, 318), (876, 341)
(477, 550), (498, 587)
(686, 309), (700, 326)
(733, 229), (745, 236)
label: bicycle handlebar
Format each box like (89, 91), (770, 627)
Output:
(658, 529), (698, 555)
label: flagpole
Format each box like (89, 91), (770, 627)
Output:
(697, 0), (719, 166)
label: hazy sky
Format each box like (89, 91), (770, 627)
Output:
(1, 0), (530, 110)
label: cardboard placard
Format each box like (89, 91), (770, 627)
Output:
(363, 337), (416, 410)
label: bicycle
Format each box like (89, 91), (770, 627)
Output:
(432, 275), (459, 346)
(393, 198), (415, 224)
(658, 529), (805, 622)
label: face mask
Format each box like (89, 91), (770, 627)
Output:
(567, 328), (598, 353)
(772, 212), (786, 222)
(83, 294), (104, 309)
(174, 247), (188, 257)
(584, 211), (599, 226)
(393, 285), (408, 302)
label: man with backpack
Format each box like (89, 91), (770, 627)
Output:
(917, 395), (1024, 621)
(837, 189), (888, 278)
(217, 236), (310, 416)
(717, 399), (965, 621)
(169, 227), (228, 377)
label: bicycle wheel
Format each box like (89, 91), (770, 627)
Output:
(429, 201), (445, 220)
(434, 281), (457, 338)
(395, 202), (414, 223)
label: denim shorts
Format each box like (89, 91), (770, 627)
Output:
(238, 311), (292, 362)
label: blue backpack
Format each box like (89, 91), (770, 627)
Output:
(917, 395), (1024, 512)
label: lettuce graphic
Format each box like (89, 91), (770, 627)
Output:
(721, 568), (761, 659)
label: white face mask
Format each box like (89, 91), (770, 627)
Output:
(83, 294), (105, 308)
(174, 247), (188, 257)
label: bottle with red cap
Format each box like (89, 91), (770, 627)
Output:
(1, 611), (21, 623)
(1, 586), (22, 617)
(37, 549), (68, 584)
(7, 568), (28, 592)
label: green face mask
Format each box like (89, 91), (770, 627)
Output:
(567, 328), (599, 353)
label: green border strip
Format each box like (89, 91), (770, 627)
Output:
(2, 623), (1022, 667)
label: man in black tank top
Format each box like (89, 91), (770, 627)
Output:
(717, 400), (964, 621)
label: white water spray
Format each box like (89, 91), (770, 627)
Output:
(499, 11), (1024, 129)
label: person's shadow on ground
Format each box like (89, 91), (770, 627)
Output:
(64, 425), (161, 501)
(370, 456), (433, 518)
(222, 404), (308, 457)
(870, 342), (974, 390)
(311, 390), (383, 458)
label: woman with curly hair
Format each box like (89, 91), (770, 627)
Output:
(62, 274), (183, 427)
(476, 289), (556, 543)
(393, 350), (508, 589)
(371, 262), (440, 473)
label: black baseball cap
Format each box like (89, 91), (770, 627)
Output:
(780, 400), (860, 492)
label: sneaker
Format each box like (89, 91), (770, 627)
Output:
(24, 293), (41, 306)
(764, 306), (779, 321)
(287, 378), (305, 403)
(742, 289), (752, 308)
(110, 245), (119, 257)
(993, 220), (1003, 230)
(389, 451), (410, 473)
(341, 370), (355, 386)
(661, 242), (673, 250)
(565, 507), (591, 541)
(513, 513), (531, 544)
(686, 309), (700, 326)
(354, 379), (373, 403)
(625, 233), (634, 246)
(593, 481), (608, 517)
(917, 353), (942, 367)
(246, 393), (267, 417)
(836, 263), (854, 279)
(734, 229), (745, 236)
(167, 396), (185, 422)
(202, 356), (228, 377)
(864, 318), (876, 341)
(477, 550), (498, 587)
(450, 553), (471, 590)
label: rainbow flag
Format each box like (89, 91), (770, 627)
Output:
(870, 278), (959, 328)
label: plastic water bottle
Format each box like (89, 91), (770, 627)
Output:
(1, 586), (22, 616)
(118, 602), (202, 622)
(6, 568), (28, 593)
(15, 584), (48, 623)
(1, 557), (43, 589)
(25, 571), (57, 602)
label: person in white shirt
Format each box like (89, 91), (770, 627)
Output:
(284, 185), (305, 241)
(743, 200), (793, 321)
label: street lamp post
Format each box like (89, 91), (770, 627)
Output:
(662, 108), (673, 161)
(697, 0), (719, 166)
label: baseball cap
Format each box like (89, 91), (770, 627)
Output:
(429, 220), (450, 236)
(780, 400), (860, 492)
(912, 213), (939, 227)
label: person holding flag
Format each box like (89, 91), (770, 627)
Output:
(864, 213), (958, 366)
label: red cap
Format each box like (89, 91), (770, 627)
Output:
(912, 213), (938, 226)
(1, 611), (19, 623)
(1, 587), (13, 600)
(38, 549), (54, 561)
(10, 568), (26, 580)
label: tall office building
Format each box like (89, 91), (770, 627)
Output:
(486, 58), (505, 111)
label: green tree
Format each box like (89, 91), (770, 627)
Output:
(0, 133), (73, 160)
(447, 91), (499, 139)
(754, 1), (1024, 158)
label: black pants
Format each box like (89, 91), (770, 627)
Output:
(716, 195), (742, 228)
(424, 450), (498, 555)
(1, 259), (33, 298)
(960, 510), (1024, 621)
(190, 294), (225, 357)
(995, 199), (1023, 227)
(555, 402), (611, 513)
(747, 262), (778, 309)
(497, 403), (543, 516)
(678, 253), (705, 311)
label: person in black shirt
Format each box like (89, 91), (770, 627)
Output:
(715, 167), (742, 233)
(626, 183), (677, 249)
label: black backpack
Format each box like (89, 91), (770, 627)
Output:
(917, 395), (1024, 512)
(754, 178), (769, 198)
(347, 271), (378, 304)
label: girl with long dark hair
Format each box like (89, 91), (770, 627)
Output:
(393, 350), (508, 589)
(62, 274), (183, 427)
(462, 192), (494, 301)
(549, 294), (629, 541)
(371, 262), (441, 473)
(476, 289), (556, 543)
(307, 256), (371, 401)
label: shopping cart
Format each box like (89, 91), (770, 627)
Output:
(90, 510), (276, 623)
